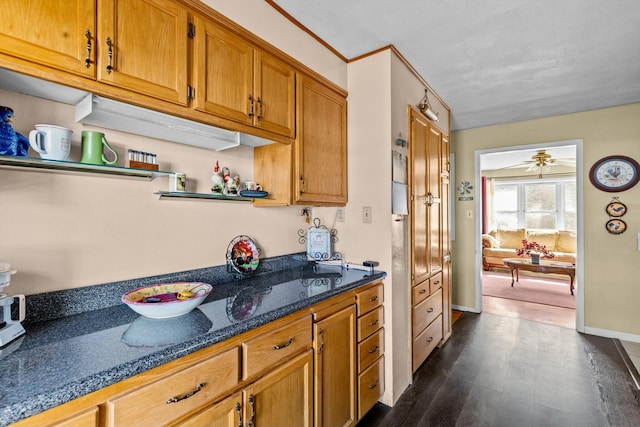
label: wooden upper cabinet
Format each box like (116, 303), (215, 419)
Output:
(193, 17), (295, 138)
(0, 0), (96, 78)
(97, 0), (189, 105)
(294, 75), (347, 206)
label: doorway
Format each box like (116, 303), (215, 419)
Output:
(474, 139), (584, 331)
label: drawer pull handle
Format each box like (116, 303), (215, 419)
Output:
(434, 280), (440, 285)
(368, 319), (379, 327)
(368, 345), (379, 354)
(427, 307), (434, 313)
(369, 295), (378, 302)
(166, 382), (206, 404)
(368, 381), (379, 390)
(427, 337), (434, 343)
(273, 337), (294, 350)
(419, 289), (427, 294)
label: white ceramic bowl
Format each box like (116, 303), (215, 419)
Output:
(122, 282), (212, 319)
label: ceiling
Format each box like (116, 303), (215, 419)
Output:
(269, 0), (640, 131)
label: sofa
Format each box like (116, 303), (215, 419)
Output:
(482, 228), (576, 270)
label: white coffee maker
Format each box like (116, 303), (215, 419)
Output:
(0, 263), (25, 347)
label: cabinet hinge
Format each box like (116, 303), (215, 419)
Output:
(187, 22), (196, 38)
(187, 85), (195, 102)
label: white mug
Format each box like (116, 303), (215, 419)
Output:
(244, 181), (263, 191)
(29, 124), (72, 161)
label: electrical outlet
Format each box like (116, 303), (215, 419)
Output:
(363, 206), (372, 223)
(336, 208), (344, 222)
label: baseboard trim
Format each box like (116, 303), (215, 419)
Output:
(452, 304), (480, 313)
(584, 326), (640, 343)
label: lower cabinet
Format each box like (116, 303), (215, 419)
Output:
(355, 282), (385, 419)
(11, 283), (384, 427)
(173, 350), (312, 427)
(313, 304), (357, 427)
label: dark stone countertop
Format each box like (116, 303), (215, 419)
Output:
(0, 253), (385, 426)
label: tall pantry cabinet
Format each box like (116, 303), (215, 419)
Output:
(409, 106), (452, 372)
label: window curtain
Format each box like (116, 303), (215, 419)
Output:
(482, 177), (494, 233)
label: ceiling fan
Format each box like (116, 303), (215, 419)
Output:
(496, 149), (576, 178)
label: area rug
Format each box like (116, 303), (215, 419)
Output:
(482, 270), (576, 309)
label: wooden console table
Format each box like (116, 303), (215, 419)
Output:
(502, 258), (576, 295)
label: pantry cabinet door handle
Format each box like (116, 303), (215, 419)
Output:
(166, 382), (206, 404)
(273, 337), (294, 350)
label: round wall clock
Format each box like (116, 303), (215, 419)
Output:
(589, 155), (640, 192)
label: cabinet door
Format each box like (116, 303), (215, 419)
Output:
(254, 51), (295, 137)
(98, 0), (188, 105)
(410, 111), (429, 285)
(0, 0), (96, 78)
(314, 305), (356, 427)
(193, 16), (253, 124)
(243, 350), (313, 427)
(441, 134), (452, 342)
(427, 125), (442, 274)
(171, 392), (242, 427)
(294, 75), (347, 205)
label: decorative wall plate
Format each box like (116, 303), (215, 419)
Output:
(605, 218), (627, 234)
(605, 200), (627, 217)
(227, 235), (260, 274)
(589, 155), (640, 192)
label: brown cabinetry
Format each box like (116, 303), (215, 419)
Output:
(409, 106), (451, 372)
(97, 0), (189, 105)
(0, 0), (96, 78)
(192, 18), (295, 138)
(313, 305), (357, 427)
(294, 75), (348, 206)
(355, 282), (384, 419)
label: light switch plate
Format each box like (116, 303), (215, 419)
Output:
(363, 206), (372, 223)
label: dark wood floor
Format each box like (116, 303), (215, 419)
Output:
(357, 311), (640, 427)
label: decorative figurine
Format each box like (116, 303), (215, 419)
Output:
(0, 106), (29, 157)
(211, 160), (224, 194)
(222, 166), (240, 195)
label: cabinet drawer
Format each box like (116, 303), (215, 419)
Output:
(358, 306), (384, 341)
(356, 283), (383, 315)
(358, 328), (384, 373)
(242, 314), (312, 380)
(358, 355), (384, 419)
(430, 272), (443, 294)
(412, 314), (443, 372)
(412, 279), (430, 305)
(412, 288), (442, 336)
(106, 347), (240, 427)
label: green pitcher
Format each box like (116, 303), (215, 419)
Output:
(80, 131), (118, 165)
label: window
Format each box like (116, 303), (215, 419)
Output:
(491, 178), (576, 231)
